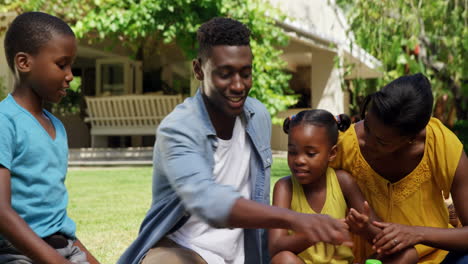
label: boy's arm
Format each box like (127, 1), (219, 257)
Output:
(336, 169), (381, 242)
(267, 177), (315, 256)
(0, 167), (72, 264)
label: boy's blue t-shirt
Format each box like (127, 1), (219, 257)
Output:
(0, 94), (76, 239)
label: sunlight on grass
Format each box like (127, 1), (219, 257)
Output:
(66, 167), (153, 264)
(66, 158), (290, 264)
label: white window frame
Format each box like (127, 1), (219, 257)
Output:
(95, 57), (142, 96)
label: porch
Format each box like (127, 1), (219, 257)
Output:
(68, 147), (153, 166)
(84, 94), (183, 147)
(68, 147), (287, 166)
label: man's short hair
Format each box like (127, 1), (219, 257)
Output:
(4, 11), (75, 72)
(196, 17), (251, 60)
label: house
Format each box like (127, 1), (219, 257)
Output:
(269, 0), (381, 150)
(0, 0), (381, 151)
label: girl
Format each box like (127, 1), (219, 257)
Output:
(268, 109), (417, 264)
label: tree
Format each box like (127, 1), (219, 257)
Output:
(337, 0), (467, 120)
(0, 76), (5, 101)
(2, 0), (297, 121)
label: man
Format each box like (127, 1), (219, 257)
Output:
(118, 17), (350, 264)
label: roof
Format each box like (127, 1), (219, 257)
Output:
(269, 0), (382, 79)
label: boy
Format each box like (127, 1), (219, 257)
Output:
(0, 12), (99, 264)
(119, 17), (351, 264)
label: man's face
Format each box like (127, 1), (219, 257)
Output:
(194, 45), (253, 118)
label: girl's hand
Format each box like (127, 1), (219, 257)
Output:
(372, 221), (422, 255)
(345, 201), (371, 234)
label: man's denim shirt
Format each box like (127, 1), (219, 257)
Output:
(118, 91), (272, 264)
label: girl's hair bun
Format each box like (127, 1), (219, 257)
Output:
(335, 114), (351, 132)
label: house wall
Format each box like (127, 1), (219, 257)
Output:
(269, 0), (349, 44)
(271, 49), (349, 151)
(311, 50), (347, 114)
(56, 114), (91, 148)
(268, 0), (353, 151)
(271, 108), (309, 151)
(142, 40), (191, 95)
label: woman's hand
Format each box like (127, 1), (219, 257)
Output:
(346, 201), (371, 234)
(372, 221), (423, 255)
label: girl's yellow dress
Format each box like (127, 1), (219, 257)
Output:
(330, 118), (464, 263)
(289, 167), (354, 264)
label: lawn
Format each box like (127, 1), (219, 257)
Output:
(66, 157), (290, 264)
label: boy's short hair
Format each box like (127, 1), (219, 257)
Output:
(196, 17), (251, 60)
(4, 11), (75, 72)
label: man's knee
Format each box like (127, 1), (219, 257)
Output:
(141, 238), (207, 264)
(271, 251), (304, 264)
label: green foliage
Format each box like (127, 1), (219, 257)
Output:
(337, 0), (467, 119)
(0, 0), (21, 12)
(14, 0), (297, 120)
(52, 77), (82, 116)
(0, 76), (5, 101)
(454, 120), (468, 153)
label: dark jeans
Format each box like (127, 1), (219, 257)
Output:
(441, 251), (468, 264)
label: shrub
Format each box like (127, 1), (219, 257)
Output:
(0, 77), (5, 101)
(453, 120), (468, 153)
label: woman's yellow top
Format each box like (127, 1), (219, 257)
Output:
(290, 167), (354, 264)
(330, 118), (463, 264)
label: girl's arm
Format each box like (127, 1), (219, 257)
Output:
(268, 176), (316, 256)
(335, 169), (381, 242)
(373, 151), (468, 254)
(0, 167), (73, 264)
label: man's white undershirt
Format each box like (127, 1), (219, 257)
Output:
(168, 116), (252, 264)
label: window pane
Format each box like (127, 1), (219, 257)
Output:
(102, 63), (124, 95)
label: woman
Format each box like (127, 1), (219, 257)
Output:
(331, 73), (468, 263)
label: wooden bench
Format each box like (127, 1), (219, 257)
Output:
(84, 94), (183, 147)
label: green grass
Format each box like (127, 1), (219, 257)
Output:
(66, 157), (290, 264)
(271, 157), (290, 194)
